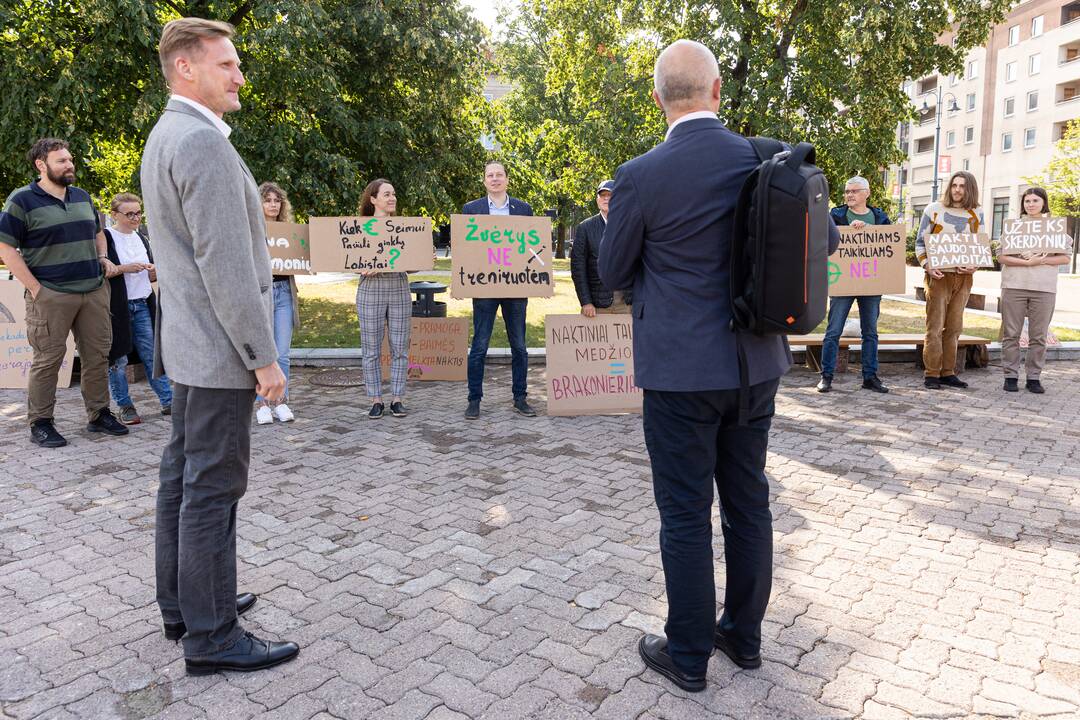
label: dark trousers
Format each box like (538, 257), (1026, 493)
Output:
(642, 379), (779, 676)
(155, 382), (255, 657)
(467, 298), (528, 402)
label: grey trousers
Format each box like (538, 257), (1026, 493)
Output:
(1000, 288), (1056, 380)
(156, 382), (255, 657)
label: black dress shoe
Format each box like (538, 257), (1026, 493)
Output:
(924, 377), (942, 390)
(185, 631), (299, 676)
(87, 408), (129, 436)
(939, 374), (968, 389)
(513, 398), (537, 417)
(1026, 379), (1045, 394)
(816, 375), (832, 393)
(1003, 378), (1019, 392)
(30, 420), (67, 448)
(637, 634), (706, 692)
(368, 402), (384, 419)
(164, 593), (258, 642)
(713, 628), (762, 669)
(389, 401), (407, 417)
(464, 400), (480, 420)
(861, 375), (889, 393)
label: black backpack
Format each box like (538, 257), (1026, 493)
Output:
(730, 138), (831, 336)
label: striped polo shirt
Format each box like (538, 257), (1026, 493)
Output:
(0, 181), (103, 293)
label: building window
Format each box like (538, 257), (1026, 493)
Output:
(966, 92), (976, 111)
(964, 125), (975, 144)
(915, 137), (935, 154)
(963, 158), (971, 171)
(966, 60), (978, 79)
(1002, 132), (1014, 151)
(993, 199), (1010, 240)
(1004, 97), (1015, 117)
(1025, 127), (1037, 147)
(1029, 53), (1041, 75)
(1005, 61), (1017, 82)
(1032, 15), (1044, 37)
(946, 130), (956, 147)
(950, 73), (959, 87)
(1028, 90), (1039, 111)
(1008, 25), (1020, 45)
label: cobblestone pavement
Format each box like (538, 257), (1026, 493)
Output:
(2, 362), (1079, 720)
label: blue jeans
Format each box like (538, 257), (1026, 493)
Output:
(821, 295), (881, 378)
(109, 299), (173, 409)
(257, 280), (294, 403)
(467, 298), (528, 402)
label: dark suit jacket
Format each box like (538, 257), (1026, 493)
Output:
(461, 196), (533, 217)
(599, 117), (792, 391)
(571, 214), (631, 308)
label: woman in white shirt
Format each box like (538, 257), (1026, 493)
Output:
(997, 187), (1068, 394)
(105, 193), (173, 424)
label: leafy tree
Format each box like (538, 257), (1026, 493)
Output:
(1026, 119), (1080, 272)
(0, 0), (489, 220)
(493, 0), (1013, 223)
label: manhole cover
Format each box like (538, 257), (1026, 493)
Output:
(309, 369), (365, 387)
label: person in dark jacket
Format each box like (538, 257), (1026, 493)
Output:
(817, 176), (891, 394)
(104, 192), (172, 424)
(571, 180), (632, 315)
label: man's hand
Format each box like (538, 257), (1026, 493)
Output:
(101, 257), (121, 278)
(581, 304), (596, 318)
(850, 220), (867, 229)
(957, 265), (977, 274)
(29, 281), (43, 299)
(927, 268), (945, 280)
(254, 362), (287, 405)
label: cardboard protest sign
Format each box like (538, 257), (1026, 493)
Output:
(379, 317), (468, 381)
(924, 233), (994, 270)
(998, 217), (1074, 255)
(450, 214), (554, 298)
(265, 221), (311, 275)
(0, 280), (76, 389)
(545, 314), (641, 416)
(828, 224), (906, 296)
(309, 216), (434, 273)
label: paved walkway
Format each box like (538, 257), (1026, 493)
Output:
(2, 362), (1079, 719)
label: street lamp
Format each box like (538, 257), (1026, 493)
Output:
(918, 86), (961, 202)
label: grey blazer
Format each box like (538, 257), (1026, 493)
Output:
(141, 99), (276, 389)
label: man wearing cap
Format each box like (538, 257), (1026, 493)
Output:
(818, 176), (891, 394)
(571, 180), (632, 316)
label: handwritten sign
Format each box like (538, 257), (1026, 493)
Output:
(0, 280), (76, 389)
(450, 214), (554, 298)
(545, 314), (641, 416)
(828, 224), (906, 296)
(309, 216), (434, 273)
(379, 317), (468, 381)
(925, 233), (994, 270)
(998, 217), (1074, 255)
(265, 221), (311, 275)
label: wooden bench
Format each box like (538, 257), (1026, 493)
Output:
(791, 333), (990, 375)
(913, 285), (990, 311)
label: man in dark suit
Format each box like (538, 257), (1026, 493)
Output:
(600, 39), (838, 692)
(571, 180), (632, 316)
(462, 160), (536, 419)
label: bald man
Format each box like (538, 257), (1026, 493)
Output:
(600, 40), (834, 692)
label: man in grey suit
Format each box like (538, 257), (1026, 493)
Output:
(141, 17), (298, 676)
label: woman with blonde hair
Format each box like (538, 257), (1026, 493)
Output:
(356, 179), (411, 419)
(255, 181), (301, 424)
(998, 187), (1068, 393)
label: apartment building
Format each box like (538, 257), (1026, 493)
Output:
(892, 0), (1080, 237)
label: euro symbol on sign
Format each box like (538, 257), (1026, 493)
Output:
(827, 262), (842, 285)
(363, 218), (379, 236)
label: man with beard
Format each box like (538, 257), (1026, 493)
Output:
(0, 138), (128, 447)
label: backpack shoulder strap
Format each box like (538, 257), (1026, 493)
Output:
(747, 137), (784, 163)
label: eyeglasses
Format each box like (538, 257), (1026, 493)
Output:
(117, 210), (141, 220)
(843, 189), (866, 195)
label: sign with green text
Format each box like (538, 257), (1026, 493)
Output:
(450, 214), (554, 298)
(827, 224), (906, 296)
(379, 317), (468, 381)
(309, 216), (434, 273)
(265, 221), (311, 275)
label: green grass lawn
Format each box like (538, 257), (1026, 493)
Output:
(295, 279), (1080, 347)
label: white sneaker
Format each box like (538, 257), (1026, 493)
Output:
(256, 405), (274, 425)
(272, 403), (295, 422)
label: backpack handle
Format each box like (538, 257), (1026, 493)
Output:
(785, 142), (816, 169)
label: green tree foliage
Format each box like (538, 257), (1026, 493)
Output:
(494, 0), (1013, 218)
(0, 0), (489, 219)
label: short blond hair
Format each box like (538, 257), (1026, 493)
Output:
(158, 17), (235, 80)
(110, 192), (141, 212)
